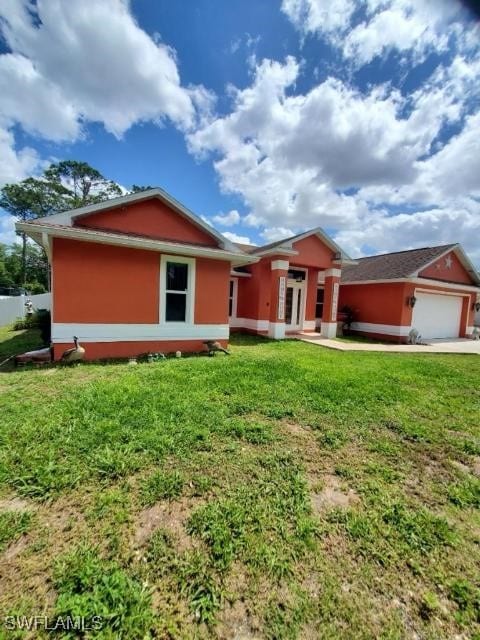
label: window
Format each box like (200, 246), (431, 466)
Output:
(160, 256), (195, 323)
(229, 278), (237, 318)
(315, 288), (324, 319)
(288, 269), (306, 282)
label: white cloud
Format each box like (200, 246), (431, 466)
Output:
(188, 52), (480, 266)
(0, 127), (42, 186)
(282, 0), (477, 65)
(281, 0), (355, 39)
(213, 210), (241, 226)
(222, 231), (253, 245)
(261, 227), (295, 242)
(0, 212), (17, 245)
(0, 0), (204, 159)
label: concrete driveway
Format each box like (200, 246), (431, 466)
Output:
(296, 333), (480, 354)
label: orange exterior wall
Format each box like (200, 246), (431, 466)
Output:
(291, 236), (335, 268)
(52, 236), (231, 359)
(339, 280), (477, 342)
(236, 260), (272, 323)
(53, 339), (228, 361)
(52, 237), (160, 323)
(75, 199), (217, 247)
(339, 282), (410, 328)
(195, 258), (230, 324)
(419, 251), (472, 285)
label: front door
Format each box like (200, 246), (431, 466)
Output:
(285, 282), (304, 332)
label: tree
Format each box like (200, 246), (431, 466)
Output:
(45, 161), (122, 208)
(0, 178), (70, 285)
(131, 184), (156, 193)
(0, 160), (122, 286)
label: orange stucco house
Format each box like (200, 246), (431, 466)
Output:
(17, 188), (479, 359)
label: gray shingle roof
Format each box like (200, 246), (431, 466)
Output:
(341, 244), (457, 282)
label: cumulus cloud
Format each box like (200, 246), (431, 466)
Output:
(282, 0), (477, 65)
(0, 212), (17, 245)
(222, 231), (253, 245)
(0, 0), (210, 185)
(188, 50), (480, 265)
(213, 210), (241, 226)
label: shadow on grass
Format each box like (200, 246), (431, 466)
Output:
(0, 327), (44, 369)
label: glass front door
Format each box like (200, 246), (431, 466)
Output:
(285, 282), (304, 331)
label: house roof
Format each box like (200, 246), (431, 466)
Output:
(16, 221), (258, 266)
(235, 228), (354, 263)
(26, 187), (245, 256)
(341, 244), (480, 286)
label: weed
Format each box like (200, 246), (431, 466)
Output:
(53, 544), (154, 638)
(448, 579), (480, 625)
(140, 470), (184, 506)
(0, 511), (32, 553)
(448, 476), (480, 508)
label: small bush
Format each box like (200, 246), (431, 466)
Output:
(140, 470), (184, 506)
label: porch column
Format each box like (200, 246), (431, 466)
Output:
(321, 268), (341, 338)
(268, 260), (289, 339)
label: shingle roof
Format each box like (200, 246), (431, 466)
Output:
(341, 244), (457, 282)
(234, 242), (258, 254)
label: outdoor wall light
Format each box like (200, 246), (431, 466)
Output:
(407, 295), (417, 308)
(472, 301), (480, 312)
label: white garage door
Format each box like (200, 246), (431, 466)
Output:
(412, 292), (462, 339)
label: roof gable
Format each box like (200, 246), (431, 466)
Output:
(31, 188), (241, 254)
(418, 248), (477, 285)
(341, 244), (480, 285)
(250, 227), (353, 263)
(76, 198), (217, 247)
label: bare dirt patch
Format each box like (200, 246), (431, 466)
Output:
(133, 497), (203, 550)
(311, 474), (359, 513)
(472, 457), (480, 477)
(0, 497), (33, 511)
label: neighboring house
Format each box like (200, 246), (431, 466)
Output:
(339, 245), (480, 342)
(17, 188), (480, 359)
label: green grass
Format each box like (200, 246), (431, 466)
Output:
(0, 330), (479, 638)
(0, 325), (42, 363)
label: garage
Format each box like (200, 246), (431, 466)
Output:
(412, 292), (463, 339)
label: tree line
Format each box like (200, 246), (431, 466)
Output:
(0, 161), (151, 294)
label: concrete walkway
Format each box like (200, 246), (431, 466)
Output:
(296, 332), (480, 354)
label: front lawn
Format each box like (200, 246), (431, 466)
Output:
(0, 332), (479, 638)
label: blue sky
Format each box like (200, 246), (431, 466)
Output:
(0, 0), (479, 263)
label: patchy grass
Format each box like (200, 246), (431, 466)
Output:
(0, 333), (479, 638)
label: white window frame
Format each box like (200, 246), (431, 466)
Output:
(229, 278), (238, 319)
(159, 255), (196, 325)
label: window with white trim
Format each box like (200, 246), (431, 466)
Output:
(160, 256), (195, 324)
(229, 278), (238, 318)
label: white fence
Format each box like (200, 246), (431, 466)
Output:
(0, 293), (51, 327)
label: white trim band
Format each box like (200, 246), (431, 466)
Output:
(268, 322), (286, 339)
(350, 322), (411, 337)
(321, 321), (338, 338)
(229, 317), (270, 331)
(341, 277), (480, 293)
(302, 320), (316, 331)
(325, 268), (342, 278)
(271, 260), (289, 271)
(52, 323), (229, 343)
